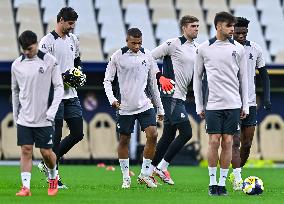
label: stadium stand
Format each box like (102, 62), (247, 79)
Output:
(89, 113), (118, 159)
(1, 112), (20, 159)
(0, 0), (283, 62)
(259, 114), (284, 161)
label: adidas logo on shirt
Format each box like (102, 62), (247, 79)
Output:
(180, 113), (185, 118)
(47, 139), (53, 145)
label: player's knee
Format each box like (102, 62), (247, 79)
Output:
(119, 135), (130, 147)
(40, 148), (52, 159)
(146, 129), (158, 142)
(209, 137), (220, 148)
(242, 141), (252, 149)
(232, 137), (240, 150)
(21, 145), (33, 156)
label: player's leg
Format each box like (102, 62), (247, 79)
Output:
(137, 108), (158, 188)
(35, 126), (58, 196)
(240, 106), (257, 167)
(218, 109), (240, 195)
(230, 132), (243, 190)
(240, 126), (255, 166)
(151, 97), (176, 167)
(205, 110), (222, 196)
(117, 114), (135, 188)
(16, 125), (33, 196)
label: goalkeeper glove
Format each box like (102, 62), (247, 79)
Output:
(62, 67), (86, 89)
(159, 76), (175, 94)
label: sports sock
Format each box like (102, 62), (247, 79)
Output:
(119, 158), (130, 179)
(157, 159), (169, 171)
(48, 165), (57, 179)
(141, 157), (152, 176)
(233, 168), (242, 182)
(21, 172), (31, 189)
(218, 168), (229, 186)
(208, 167), (217, 186)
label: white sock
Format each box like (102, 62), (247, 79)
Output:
(141, 157), (152, 176)
(218, 168), (229, 186)
(157, 159), (169, 171)
(208, 167), (217, 186)
(48, 165), (57, 179)
(21, 172), (31, 189)
(233, 168), (242, 182)
(119, 159), (130, 179)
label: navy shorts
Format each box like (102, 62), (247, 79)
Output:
(241, 106), (257, 127)
(117, 108), (157, 135)
(55, 97), (82, 120)
(17, 125), (54, 149)
(162, 97), (189, 125)
(205, 109), (240, 135)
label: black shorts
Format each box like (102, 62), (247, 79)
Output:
(17, 125), (54, 149)
(241, 106), (257, 127)
(205, 109), (240, 135)
(162, 97), (189, 125)
(55, 97), (82, 120)
(117, 108), (157, 135)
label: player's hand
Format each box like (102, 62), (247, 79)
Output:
(112, 101), (120, 110)
(198, 111), (205, 119)
(240, 110), (247, 119)
(157, 115), (164, 121)
(159, 76), (175, 94)
(263, 100), (271, 110)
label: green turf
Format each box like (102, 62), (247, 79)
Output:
(0, 165), (283, 204)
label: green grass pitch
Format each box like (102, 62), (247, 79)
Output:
(0, 165), (283, 204)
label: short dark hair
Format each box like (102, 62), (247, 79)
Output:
(214, 11), (236, 29)
(179, 15), (199, 31)
(127, 28), (142, 38)
(18, 30), (37, 50)
(57, 7), (78, 23)
(235, 17), (250, 28)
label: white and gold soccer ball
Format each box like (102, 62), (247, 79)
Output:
(242, 176), (264, 195)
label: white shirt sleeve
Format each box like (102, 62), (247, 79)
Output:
(193, 47), (205, 114)
(39, 36), (53, 55)
(147, 57), (164, 115)
(255, 43), (265, 69)
(151, 39), (175, 60)
(103, 53), (119, 106)
(11, 63), (20, 123)
(46, 60), (64, 121)
(238, 47), (249, 114)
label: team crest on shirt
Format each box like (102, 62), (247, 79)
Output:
(142, 60), (147, 66)
(38, 67), (44, 73)
(249, 53), (253, 60)
(232, 50), (237, 57)
(166, 41), (171, 46)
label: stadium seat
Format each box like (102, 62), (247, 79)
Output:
(152, 7), (177, 25)
(95, 0), (120, 9)
(42, 1), (66, 23)
(89, 113), (118, 159)
(14, 0), (38, 8)
(79, 33), (104, 61)
(149, 0), (173, 9)
(122, 0), (146, 8)
(156, 19), (179, 43)
(68, 0), (98, 35)
(274, 50), (284, 63)
(0, 34), (19, 61)
(0, 0), (12, 8)
(18, 21), (44, 39)
(1, 112), (21, 159)
(259, 114), (284, 161)
(256, 0), (281, 10)
(229, 0), (253, 9)
(176, 0), (201, 9)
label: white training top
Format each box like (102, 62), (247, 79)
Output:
(11, 51), (64, 127)
(39, 30), (80, 99)
(243, 40), (265, 107)
(151, 35), (198, 101)
(104, 47), (164, 116)
(193, 37), (249, 114)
